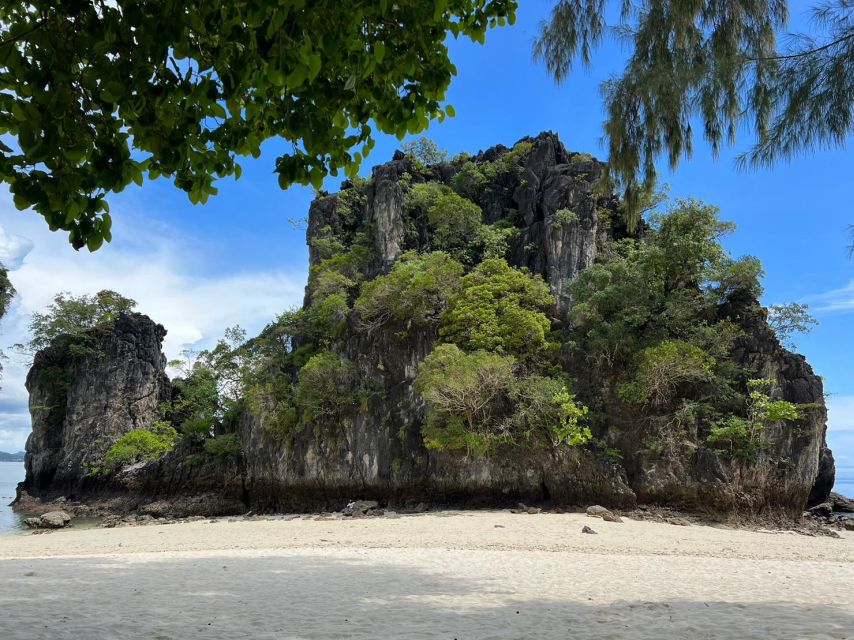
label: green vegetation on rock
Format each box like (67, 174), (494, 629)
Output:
(23, 290), (136, 355)
(102, 422), (177, 473)
(355, 251), (463, 334)
(295, 351), (359, 435)
(707, 379), (801, 461)
(440, 258), (554, 357)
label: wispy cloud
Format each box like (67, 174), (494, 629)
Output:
(0, 194), (307, 453)
(0, 226), (34, 270)
(802, 280), (854, 314)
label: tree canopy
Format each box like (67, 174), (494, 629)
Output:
(535, 0), (854, 225)
(0, 0), (516, 250)
(23, 289), (136, 353)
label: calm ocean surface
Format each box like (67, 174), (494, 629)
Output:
(0, 461), (852, 535)
(0, 461), (27, 535)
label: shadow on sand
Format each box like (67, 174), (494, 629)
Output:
(0, 553), (850, 639)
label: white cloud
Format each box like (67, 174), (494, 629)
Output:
(0, 226), (33, 270)
(0, 194), (307, 453)
(803, 280), (854, 314)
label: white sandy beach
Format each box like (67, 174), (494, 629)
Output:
(1, 511), (852, 639)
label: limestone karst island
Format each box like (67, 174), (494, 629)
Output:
(1, 2), (853, 639)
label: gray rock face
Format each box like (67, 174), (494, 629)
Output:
(23, 313), (170, 493)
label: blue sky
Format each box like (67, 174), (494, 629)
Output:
(0, 2), (851, 480)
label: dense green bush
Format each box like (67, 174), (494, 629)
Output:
(440, 259), (555, 357)
(23, 289), (137, 355)
(427, 191), (482, 251)
(478, 223), (518, 260)
(238, 315), (303, 445)
(203, 433), (242, 461)
(619, 340), (716, 408)
(302, 230), (375, 342)
(407, 182), (482, 253)
(295, 351), (359, 430)
(171, 367), (219, 441)
(103, 422), (178, 472)
(451, 141), (533, 201)
(354, 251), (463, 333)
(415, 345), (589, 454)
(415, 344), (516, 454)
(569, 200), (761, 414)
(506, 376), (590, 446)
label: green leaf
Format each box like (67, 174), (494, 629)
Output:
(86, 234), (104, 252)
(307, 54), (322, 81)
(12, 193), (29, 210)
(373, 42), (386, 63)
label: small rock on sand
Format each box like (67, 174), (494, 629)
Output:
(582, 525), (597, 535)
(586, 505), (610, 517)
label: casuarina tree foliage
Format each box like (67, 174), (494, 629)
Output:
(535, 0), (854, 226)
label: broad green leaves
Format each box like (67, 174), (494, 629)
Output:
(0, 0), (516, 249)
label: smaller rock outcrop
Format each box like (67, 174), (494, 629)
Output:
(24, 313), (170, 494)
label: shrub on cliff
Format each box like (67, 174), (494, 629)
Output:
(569, 200), (760, 411)
(203, 433), (242, 462)
(706, 379), (801, 461)
(354, 251), (463, 334)
(507, 376), (591, 447)
(415, 344), (516, 454)
(102, 422), (178, 473)
(478, 222), (519, 260)
(440, 259), (555, 357)
(295, 351), (359, 432)
(407, 182), (482, 254)
(451, 141), (534, 202)
(401, 137), (448, 166)
(415, 345), (590, 454)
(171, 367), (220, 442)
(619, 340), (716, 408)
(22, 290), (137, 355)
(301, 230), (375, 342)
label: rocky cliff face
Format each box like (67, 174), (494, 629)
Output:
(24, 313), (171, 493)
(19, 133), (835, 517)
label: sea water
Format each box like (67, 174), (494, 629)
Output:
(835, 466), (854, 501)
(0, 461), (26, 534)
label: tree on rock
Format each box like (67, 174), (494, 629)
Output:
(22, 290), (137, 354)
